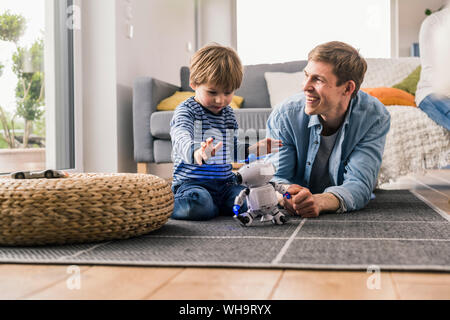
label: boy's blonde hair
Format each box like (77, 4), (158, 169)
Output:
(308, 41), (367, 98)
(190, 44), (243, 92)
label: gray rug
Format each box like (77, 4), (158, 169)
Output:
(1, 190), (449, 271)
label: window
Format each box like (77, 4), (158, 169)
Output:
(237, 0), (391, 65)
(0, 0), (75, 173)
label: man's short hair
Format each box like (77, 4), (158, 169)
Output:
(190, 43), (243, 92)
(308, 41), (367, 98)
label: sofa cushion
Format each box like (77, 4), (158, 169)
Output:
(361, 87), (416, 107)
(151, 111), (174, 139)
(180, 67), (194, 92)
(236, 61), (308, 109)
(154, 139), (173, 163)
(392, 65), (421, 96)
(180, 61), (308, 109)
(156, 91), (244, 111)
(264, 71), (305, 108)
(150, 108), (273, 141)
(361, 58), (420, 88)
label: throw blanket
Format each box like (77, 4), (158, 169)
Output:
(378, 106), (450, 185)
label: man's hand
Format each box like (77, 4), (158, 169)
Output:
(283, 185), (341, 218)
(284, 184), (320, 218)
(248, 138), (283, 157)
(194, 137), (223, 165)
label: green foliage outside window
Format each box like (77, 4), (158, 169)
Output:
(0, 10), (45, 149)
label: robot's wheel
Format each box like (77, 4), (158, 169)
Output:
(238, 215), (250, 225)
(234, 213), (253, 227)
(272, 213), (287, 225)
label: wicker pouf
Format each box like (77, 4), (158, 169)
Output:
(0, 173), (174, 246)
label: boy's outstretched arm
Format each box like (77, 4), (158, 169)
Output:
(193, 137), (223, 165)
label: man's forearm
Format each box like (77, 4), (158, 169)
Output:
(312, 192), (341, 213)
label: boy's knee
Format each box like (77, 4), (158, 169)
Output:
(172, 187), (218, 221)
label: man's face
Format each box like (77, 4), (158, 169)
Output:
(302, 60), (348, 118)
(191, 82), (234, 114)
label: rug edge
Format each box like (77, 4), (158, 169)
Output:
(1, 259), (449, 273)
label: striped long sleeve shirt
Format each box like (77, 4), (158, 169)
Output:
(170, 97), (246, 187)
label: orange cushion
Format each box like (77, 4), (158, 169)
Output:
(361, 87), (416, 107)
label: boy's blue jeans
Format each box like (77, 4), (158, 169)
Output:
(171, 177), (248, 221)
(419, 94), (450, 130)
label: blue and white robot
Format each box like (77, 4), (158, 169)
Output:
(233, 155), (291, 227)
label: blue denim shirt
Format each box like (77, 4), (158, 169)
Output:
(266, 90), (391, 212)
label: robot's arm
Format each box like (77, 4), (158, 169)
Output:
(270, 182), (291, 200)
(233, 188), (249, 216)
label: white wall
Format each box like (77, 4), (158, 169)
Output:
(197, 0), (236, 49)
(397, 0), (447, 57)
(115, 0), (195, 172)
(81, 0), (118, 173)
(81, 0), (195, 173)
(115, 0), (196, 86)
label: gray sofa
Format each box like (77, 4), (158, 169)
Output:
(133, 60), (308, 172)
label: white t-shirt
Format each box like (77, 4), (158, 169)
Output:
(415, 7), (450, 105)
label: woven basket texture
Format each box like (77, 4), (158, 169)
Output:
(0, 173), (174, 246)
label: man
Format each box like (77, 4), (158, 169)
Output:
(266, 41), (390, 217)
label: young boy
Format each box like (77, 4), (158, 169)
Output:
(170, 44), (281, 221)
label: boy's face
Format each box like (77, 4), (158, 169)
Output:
(190, 82), (234, 114)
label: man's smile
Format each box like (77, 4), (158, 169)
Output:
(305, 94), (320, 104)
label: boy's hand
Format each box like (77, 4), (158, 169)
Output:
(194, 137), (223, 165)
(249, 138), (283, 157)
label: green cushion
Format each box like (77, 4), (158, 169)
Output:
(392, 65), (421, 96)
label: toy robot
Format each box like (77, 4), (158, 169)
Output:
(233, 156), (291, 227)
